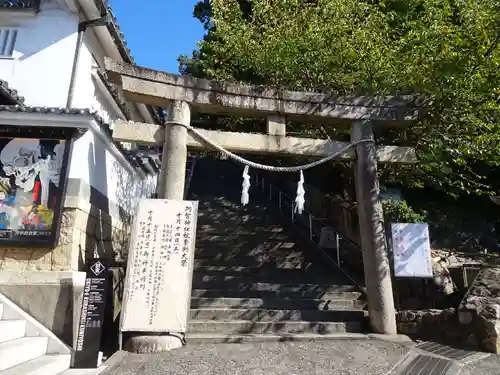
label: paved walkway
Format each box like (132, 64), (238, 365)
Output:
(100, 338), (497, 375)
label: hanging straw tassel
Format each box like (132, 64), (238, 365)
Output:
(295, 170), (305, 214)
(241, 165), (251, 206)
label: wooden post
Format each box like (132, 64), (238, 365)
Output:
(351, 120), (397, 335)
(124, 100), (190, 353)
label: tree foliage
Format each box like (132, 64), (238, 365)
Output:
(180, 0), (500, 196)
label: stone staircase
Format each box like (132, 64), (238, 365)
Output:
(0, 293), (108, 374)
(0, 293), (74, 374)
(186, 157), (367, 343)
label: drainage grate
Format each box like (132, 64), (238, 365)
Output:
(417, 342), (476, 361)
(400, 355), (452, 375)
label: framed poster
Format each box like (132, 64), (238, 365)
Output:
(391, 223), (433, 278)
(0, 126), (74, 247)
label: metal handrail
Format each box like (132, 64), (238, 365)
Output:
(253, 173), (366, 292)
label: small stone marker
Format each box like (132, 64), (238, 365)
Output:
(319, 226), (337, 249)
(73, 259), (109, 368)
(120, 199), (199, 338)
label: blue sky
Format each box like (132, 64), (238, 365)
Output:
(109, 0), (205, 73)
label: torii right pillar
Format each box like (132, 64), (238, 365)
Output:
(351, 120), (397, 335)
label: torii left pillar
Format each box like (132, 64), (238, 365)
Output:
(124, 100), (190, 353)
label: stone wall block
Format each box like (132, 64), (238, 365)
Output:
(1, 248), (53, 271)
(458, 267), (500, 354)
(51, 243), (77, 271)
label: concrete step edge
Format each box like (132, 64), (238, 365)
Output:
(0, 354), (71, 375)
(0, 319), (26, 343)
(0, 337), (48, 372)
(186, 332), (369, 344)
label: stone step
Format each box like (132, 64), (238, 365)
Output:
(193, 259), (314, 269)
(0, 320), (26, 343)
(196, 227), (287, 235)
(58, 368), (106, 375)
(190, 281), (357, 294)
(196, 232), (290, 241)
(186, 332), (368, 344)
(194, 248), (308, 259)
(188, 320), (361, 334)
(193, 254), (308, 264)
(191, 288), (360, 300)
(0, 337), (48, 372)
(189, 308), (365, 322)
(196, 221), (283, 230)
(190, 297), (365, 310)
(193, 266), (330, 278)
(191, 273), (347, 285)
(196, 213), (279, 223)
(0, 354), (70, 375)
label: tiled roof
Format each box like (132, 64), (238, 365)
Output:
(0, 80), (25, 105)
(91, 0), (134, 64)
(0, 104), (107, 126)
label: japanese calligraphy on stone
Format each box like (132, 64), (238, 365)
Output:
(120, 199), (199, 333)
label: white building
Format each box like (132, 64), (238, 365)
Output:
(0, 1), (161, 371)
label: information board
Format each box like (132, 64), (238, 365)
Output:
(120, 199), (199, 333)
(73, 259), (108, 368)
(391, 223), (433, 278)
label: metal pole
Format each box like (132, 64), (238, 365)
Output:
(67, 15), (109, 109)
(335, 233), (340, 266)
(279, 191), (282, 211)
(269, 184), (272, 200)
(291, 202), (295, 223)
(309, 214), (313, 240)
(66, 27), (85, 108)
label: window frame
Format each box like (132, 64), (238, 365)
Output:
(0, 27), (19, 58)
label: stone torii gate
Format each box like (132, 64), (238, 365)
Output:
(105, 58), (425, 347)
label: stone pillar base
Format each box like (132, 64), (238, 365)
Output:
(124, 334), (184, 353)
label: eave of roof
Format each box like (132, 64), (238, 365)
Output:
(91, 0), (162, 124)
(0, 105), (157, 176)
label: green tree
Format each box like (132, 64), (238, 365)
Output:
(180, 0), (500, 197)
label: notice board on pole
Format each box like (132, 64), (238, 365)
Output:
(391, 223), (433, 278)
(120, 199), (199, 333)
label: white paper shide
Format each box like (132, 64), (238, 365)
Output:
(120, 199), (199, 333)
(391, 223), (433, 278)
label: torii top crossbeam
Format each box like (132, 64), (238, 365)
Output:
(104, 58), (426, 126)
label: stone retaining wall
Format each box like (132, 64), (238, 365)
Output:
(0, 199), (130, 347)
(458, 267), (500, 354)
(396, 308), (467, 342)
(0, 201), (130, 272)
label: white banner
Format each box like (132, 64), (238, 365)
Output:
(120, 199), (198, 332)
(391, 223), (433, 278)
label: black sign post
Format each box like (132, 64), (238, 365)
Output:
(73, 259), (109, 369)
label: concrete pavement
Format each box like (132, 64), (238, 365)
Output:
(101, 338), (411, 375)
(100, 336), (498, 375)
